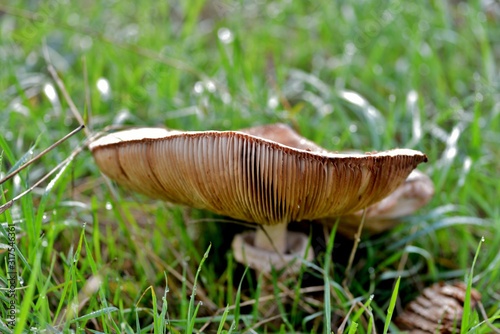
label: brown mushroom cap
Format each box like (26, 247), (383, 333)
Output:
(323, 168), (435, 236)
(89, 126), (428, 226)
(349, 169), (434, 220)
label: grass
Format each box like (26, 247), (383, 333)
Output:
(1, 0), (500, 332)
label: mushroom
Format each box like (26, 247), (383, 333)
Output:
(89, 124), (428, 274)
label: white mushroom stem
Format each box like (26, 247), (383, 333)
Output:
(254, 223), (288, 254)
(231, 230), (313, 274)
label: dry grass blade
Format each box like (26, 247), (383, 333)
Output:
(343, 209), (367, 290)
(0, 125), (84, 186)
(46, 63), (87, 135)
(477, 301), (500, 334)
(337, 302), (359, 334)
(0, 200), (13, 214)
(55, 275), (103, 327)
(0, 126), (86, 214)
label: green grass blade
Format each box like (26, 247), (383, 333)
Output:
(233, 266), (249, 330)
(383, 276), (400, 334)
(187, 243), (211, 333)
(14, 248), (42, 334)
(217, 304), (231, 334)
(70, 307), (118, 323)
(324, 220), (338, 334)
(347, 321), (358, 334)
(350, 294), (374, 326)
(461, 237), (484, 333)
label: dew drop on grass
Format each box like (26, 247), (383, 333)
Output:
(481, 236), (485, 243)
(458, 156), (472, 187)
(267, 96), (279, 109)
(193, 81), (204, 94)
(407, 90), (418, 104)
(217, 27), (234, 44)
(443, 126), (460, 162)
(205, 80), (216, 93)
(13, 174), (21, 188)
(340, 90), (365, 107)
(41, 240), (48, 247)
(96, 78), (111, 100)
(105, 202), (113, 211)
(19, 276), (24, 286)
(43, 83), (58, 102)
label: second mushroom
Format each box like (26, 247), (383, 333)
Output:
(90, 123), (428, 274)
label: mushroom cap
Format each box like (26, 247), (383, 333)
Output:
(89, 125), (428, 225)
(324, 168), (435, 236)
(351, 169), (434, 220)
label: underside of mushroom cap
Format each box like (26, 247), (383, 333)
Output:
(349, 169), (434, 220)
(90, 125), (428, 225)
(328, 169), (435, 236)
